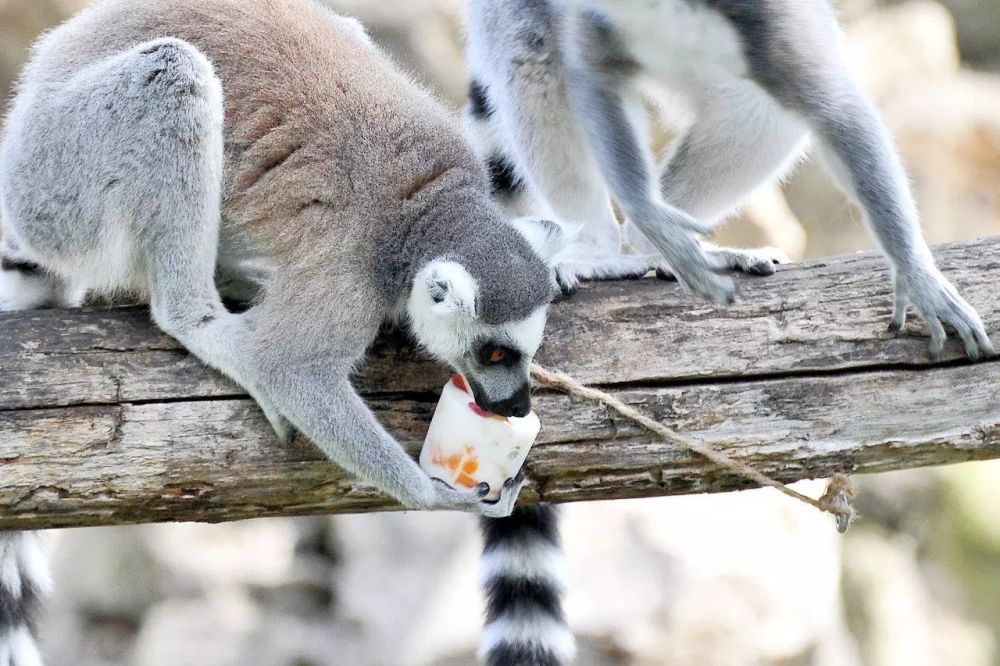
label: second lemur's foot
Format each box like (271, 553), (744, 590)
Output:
(553, 252), (661, 296)
(657, 244), (789, 280)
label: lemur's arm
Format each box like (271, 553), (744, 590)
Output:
(248, 355), (523, 515)
(563, 11), (736, 304)
(240, 278), (525, 516)
(808, 87), (992, 358)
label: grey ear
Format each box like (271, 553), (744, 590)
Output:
(510, 217), (573, 263)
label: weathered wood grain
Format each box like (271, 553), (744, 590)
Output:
(1, 238), (998, 529)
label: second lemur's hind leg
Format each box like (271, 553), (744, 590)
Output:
(555, 8), (736, 302)
(716, 0), (991, 358)
(630, 77), (808, 277)
(465, 0), (665, 295)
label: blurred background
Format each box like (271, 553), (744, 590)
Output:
(2, 0), (1000, 664)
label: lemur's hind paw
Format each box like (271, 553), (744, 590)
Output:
(705, 245), (790, 276)
(891, 267), (994, 361)
(654, 259), (737, 305)
(553, 253), (663, 297)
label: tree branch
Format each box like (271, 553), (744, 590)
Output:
(1, 238), (998, 529)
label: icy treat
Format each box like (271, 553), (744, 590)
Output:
(419, 374), (541, 501)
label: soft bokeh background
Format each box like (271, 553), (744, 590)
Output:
(2, 0), (999, 664)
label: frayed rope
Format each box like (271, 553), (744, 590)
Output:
(530, 362), (857, 533)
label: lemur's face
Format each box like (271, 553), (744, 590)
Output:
(407, 260), (549, 417)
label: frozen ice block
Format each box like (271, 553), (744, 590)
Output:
(419, 375), (540, 501)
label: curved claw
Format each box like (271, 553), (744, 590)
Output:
(889, 288), (909, 332)
(927, 316), (947, 361)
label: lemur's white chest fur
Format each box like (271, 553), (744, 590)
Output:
(567, 0), (748, 86)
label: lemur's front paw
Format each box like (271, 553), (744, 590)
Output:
(552, 254), (659, 297)
(478, 473), (527, 518)
(891, 267), (994, 361)
(658, 245), (789, 281)
(425, 474), (525, 517)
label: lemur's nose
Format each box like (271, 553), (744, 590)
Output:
(485, 384), (531, 418)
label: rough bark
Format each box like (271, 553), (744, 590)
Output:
(1, 238), (998, 529)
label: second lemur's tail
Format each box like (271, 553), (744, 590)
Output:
(0, 532), (48, 666)
(479, 505), (575, 666)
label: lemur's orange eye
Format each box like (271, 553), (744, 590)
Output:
(489, 349), (506, 363)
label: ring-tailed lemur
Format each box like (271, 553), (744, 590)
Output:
(465, 0), (994, 360)
(466, 1), (994, 664)
(0, 0), (571, 662)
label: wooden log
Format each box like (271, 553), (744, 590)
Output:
(1, 238), (998, 529)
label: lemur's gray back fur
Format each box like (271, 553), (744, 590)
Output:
(2, 0), (551, 321)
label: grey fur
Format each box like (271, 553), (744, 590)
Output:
(467, 0), (993, 358)
(0, 0), (560, 521)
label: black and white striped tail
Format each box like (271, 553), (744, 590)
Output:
(479, 505), (575, 666)
(0, 533), (48, 666)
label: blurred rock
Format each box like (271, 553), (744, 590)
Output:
(131, 592), (259, 666)
(48, 526), (164, 620)
(0, 0), (86, 103)
(559, 487), (856, 665)
(842, 530), (994, 666)
(936, 0), (1000, 70)
(782, 0), (1000, 258)
(322, 0), (467, 104)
